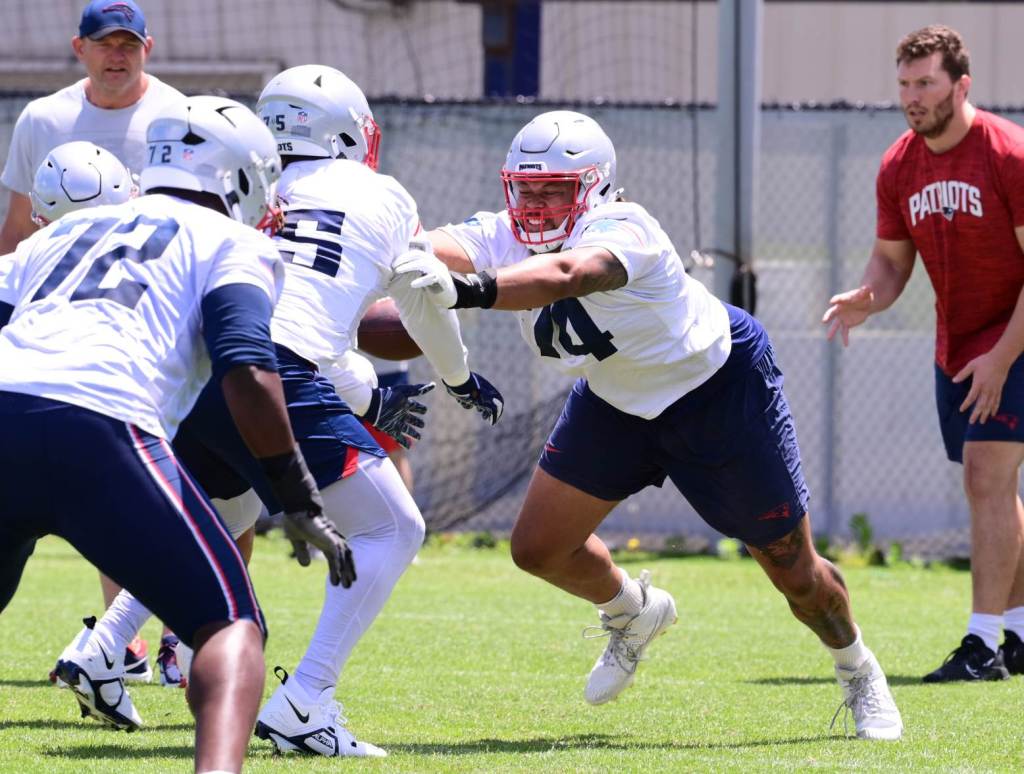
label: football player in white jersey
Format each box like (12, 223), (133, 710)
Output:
(187, 65), (501, 758)
(0, 96), (353, 774)
(399, 110), (903, 740)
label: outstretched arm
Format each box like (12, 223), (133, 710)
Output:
(490, 246), (627, 310)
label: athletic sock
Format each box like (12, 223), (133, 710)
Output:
(90, 590), (152, 662)
(597, 569), (645, 618)
(825, 625), (869, 670)
(1003, 606), (1024, 640)
(967, 612), (1002, 653)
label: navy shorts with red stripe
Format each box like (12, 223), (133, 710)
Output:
(0, 391), (265, 648)
(174, 345), (386, 511)
(935, 356), (1024, 463)
(538, 305), (809, 547)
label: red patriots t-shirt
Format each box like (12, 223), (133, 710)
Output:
(876, 109), (1024, 375)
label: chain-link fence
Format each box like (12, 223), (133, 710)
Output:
(0, 95), (1002, 556)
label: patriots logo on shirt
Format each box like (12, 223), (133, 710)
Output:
(583, 219), (623, 234)
(463, 216), (480, 226)
(942, 206), (955, 221)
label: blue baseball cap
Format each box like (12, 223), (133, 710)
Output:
(79, 1), (148, 43)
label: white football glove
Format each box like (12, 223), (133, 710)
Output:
(393, 247), (457, 308)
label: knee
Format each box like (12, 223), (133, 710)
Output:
(963, 459), (1016, 505)
(510, 532), (556, 577)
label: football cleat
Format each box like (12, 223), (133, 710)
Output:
(254, 667), (386, 757)
(123, 636), (152, 683)
(999, 630), (1024, 676)
(583, 570), (678, 705)
(832, 651), (903, 741)
(50, 616), (97, 688)
(923, 634), (1010, 683)
(157, 635), (188, 688)
(55, 641), (143, 731)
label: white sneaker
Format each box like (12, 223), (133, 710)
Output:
(54, 638), (143, 731)
(584, 570), (678, 705)
(255, 667), (386, 757)
(832, 651), (903, 741)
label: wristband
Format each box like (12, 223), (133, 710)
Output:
(258, 447), (322, 515)
(453, 271), (498, 309)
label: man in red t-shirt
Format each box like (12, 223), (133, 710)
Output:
(824, 25), (1024, 682)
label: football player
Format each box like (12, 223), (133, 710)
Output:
(0, 96), (352, 774)
(400, 110), (903, 740)
(68, 65), (504, 758)
(31, 140), (201, 689)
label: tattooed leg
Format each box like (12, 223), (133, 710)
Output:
(745, 515), (857, 649)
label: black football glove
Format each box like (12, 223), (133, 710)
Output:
(444, 372), (504, 425)
(362, 382), (435, 448)
(259, 448), (356, 588)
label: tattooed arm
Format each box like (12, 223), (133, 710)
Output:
(488, 246), (628, 311)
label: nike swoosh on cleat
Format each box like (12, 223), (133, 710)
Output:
(285, 696), (309, 723)
(96, 643), (115, 671)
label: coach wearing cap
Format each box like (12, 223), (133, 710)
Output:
(0, 0), (183, 252)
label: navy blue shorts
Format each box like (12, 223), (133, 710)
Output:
(175, 345), (386, 512)
(935, 356), (1024, 463)
(0, 392), (265, 648)
(539, 307), (809, 547)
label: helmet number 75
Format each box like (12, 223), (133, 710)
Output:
(533, 298), (616, 361)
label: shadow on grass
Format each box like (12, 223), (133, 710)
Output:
(0, 679), (51, 688)
(382, 732), (842, 755)
(747, 674), (923, 687)
(1, 719), (194, 732)
(41, 744), (193, 759)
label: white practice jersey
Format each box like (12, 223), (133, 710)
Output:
(0, 194), (283, 438)
(270, 158), (470, 410)
(1, 76), (184, 194)
(441, 202), (731, 419)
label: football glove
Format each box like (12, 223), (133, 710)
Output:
(444, 372), (504, 425)
(362, 381), (435, 448)
(393, 245), (457, 307)
(259, 448), (356, 588)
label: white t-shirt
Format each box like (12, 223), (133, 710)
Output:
(441, 202), (732, 419)
(1, 75), (184, 194)
(0, 194), (283, 438)
(270, 158), (470, 414)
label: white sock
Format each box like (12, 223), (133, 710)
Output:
(967, 612), (1002, 653)
(597, 569), (644, 618)
(825, 625), (869, 670)
(90, 589), (152, 662)
(1003, 606), (1024, 640)
(292, 456), (424, 696)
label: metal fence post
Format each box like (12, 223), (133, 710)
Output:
(823, 118), (847, 539)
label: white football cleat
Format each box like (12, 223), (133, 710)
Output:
(50, 617), (98, 688)
(255, 667), (386, 758)
(584, 570), (678, 705)
(832, 651), (903, 741)
(54, 639), (143, 732)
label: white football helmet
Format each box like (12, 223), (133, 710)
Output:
(501, 110), (617, 252)
(30, 141), (133, 225)
(139, 95), (281, 229)
(256, 65), (380, 170)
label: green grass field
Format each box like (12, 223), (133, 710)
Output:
(1, 535), (1022, 773)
